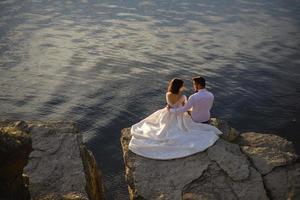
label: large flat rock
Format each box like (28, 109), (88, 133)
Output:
(207, 139), (250, 181)
(24, 122), (88, 199)
(121, 120), (300, 200)
(16, 121), (106, 200)
(264, 163), (300, 200)
(182, 163), (268, 200)
(238, 132), (299, 175)
(237, 132), (295, 152)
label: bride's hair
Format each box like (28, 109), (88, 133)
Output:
(168, 78), (184, 94)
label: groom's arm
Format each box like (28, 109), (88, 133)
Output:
(169, 96), (193, 113)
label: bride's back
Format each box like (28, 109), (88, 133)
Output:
(166, 92), (186, 108)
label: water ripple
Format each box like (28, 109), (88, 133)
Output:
(0, 0), (300, 199)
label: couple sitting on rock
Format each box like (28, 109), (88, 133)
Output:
(129, 76), (222, 159)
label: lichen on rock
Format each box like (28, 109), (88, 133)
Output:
(0, 120), (32, 200)
(238, 132), (298, 175)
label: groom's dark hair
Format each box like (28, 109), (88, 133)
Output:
(193, 76), (206, 88)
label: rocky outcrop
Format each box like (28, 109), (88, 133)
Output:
(263, 163), (300, 200)
(121, 119), (300, 200)
(210, 118), (239, 142)
(0, 120), (32, 200)
(237, 132), (298, 175)
(0, 120), (105, 200)
(24, 121), (106, 200)
(80, 145), (106, 200)
(237, 132), (300, 200)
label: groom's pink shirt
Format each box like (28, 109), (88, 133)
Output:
(170, 89), (214, 123)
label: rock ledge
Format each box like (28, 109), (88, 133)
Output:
(0, 120), (105, 200)
(121, 118), (300, 200)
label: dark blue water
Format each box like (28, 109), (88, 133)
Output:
(1, 0), (300, 199)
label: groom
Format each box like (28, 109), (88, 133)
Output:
(169, 76), (214, 124)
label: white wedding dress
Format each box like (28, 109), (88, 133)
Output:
(129, 94), (222, 159)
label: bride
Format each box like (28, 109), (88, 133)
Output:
(129, 78), (222, 159)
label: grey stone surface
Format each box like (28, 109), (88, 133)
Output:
(264, 163), (300, 200)
(23, 121), (105, 200)
(121, 127), (211, 200)
(239, 132), (299, 174)
(230, 167), (268, 200)
(207, 139), (250, 181)
(24, 122), (87, 199)
(121, 120), (300, 200)
(237, 132), (295, 152)
(241, 146), (298, 174)
(182, 163), (268, 200)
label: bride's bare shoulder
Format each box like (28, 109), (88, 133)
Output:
(166, 92), (177, 98)
(166, 92), (177, 97)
